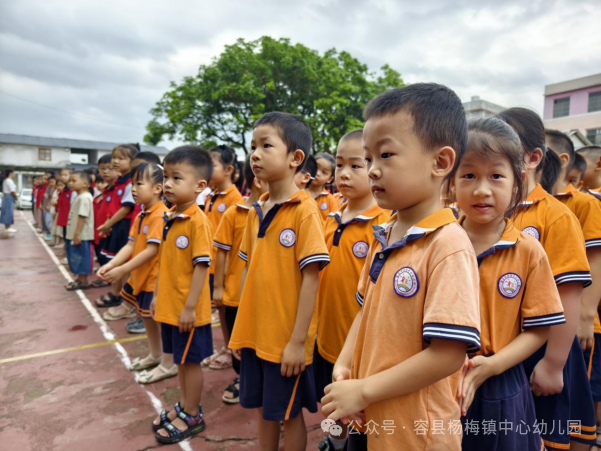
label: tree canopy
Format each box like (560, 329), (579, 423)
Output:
(145, 36), (404, 154)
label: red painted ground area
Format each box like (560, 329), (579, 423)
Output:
(0, 212), (325, 450)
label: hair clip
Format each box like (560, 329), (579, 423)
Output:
(157, 164), (164, 170)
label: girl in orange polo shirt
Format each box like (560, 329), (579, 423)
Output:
(453, 117), (565, 451)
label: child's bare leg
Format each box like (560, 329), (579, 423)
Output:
(258, 410), (280, 451)
(106, 273), (132, 315)
(283, 413), (307, 451)
(78, 274), (89, 284)
(144, 319), (162, 358)
(157, 363), (203, 438)
(152, 354), (182, 428)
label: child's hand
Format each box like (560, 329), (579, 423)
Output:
(281, 341), (305, 377)
(231, 348), (241, 360)
(459, 356), (495, 415)
(577, 315), (595, 351)
(97, 263), (114, 280)
(103, 266), (125, 284)
(178, 305), (195, 333)
(322, 379), (369, 422)
(73, 235), (81, 246)
(530, 358), (563, 396)
(332, 364), (352, 383)
(150, 297), (157, 318)
(212, 285), (224, 308)
(456, 355), (470, 408)
(98, 222), (111, 237)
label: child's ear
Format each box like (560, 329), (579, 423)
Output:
(196, 178), (208, 194)
(576, 180), (584, 190)
(154, 183), (163, 195)
(290, 149), (305, 171)
(558, 153), (570, 169)
(596, 156), (601, 171)
(432, 146), (455, 178)
(525, 148), (544, 171)
(225, 164), (234, 177)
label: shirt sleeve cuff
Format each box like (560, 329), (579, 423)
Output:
(423, 323), (481, 351)
(213, 240), (232, 251)
(585, 239), (601, 248)
(356, 291), (364, 307)
(121, 201), (135, 208)
(147, 238), (161, 244)
(554, 271), (592, 288)
(192, 255), (211, 266)
(238, 251), (248, 262)
(128, 236), (134, 242)
(299, 254), (330, 271)
(523, 312), (566, 329)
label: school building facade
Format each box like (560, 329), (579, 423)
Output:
(0, 134), (168, 190)
(543, 73), (601, 148)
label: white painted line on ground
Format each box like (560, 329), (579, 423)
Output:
(22, 213), (192, 451)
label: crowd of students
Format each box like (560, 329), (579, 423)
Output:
(27, 82), (601, 451)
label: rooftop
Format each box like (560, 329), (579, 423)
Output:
(0, 133), (168, 154)
(544, 73), (601, 97)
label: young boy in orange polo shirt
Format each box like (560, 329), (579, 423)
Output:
(229, 112), (330, 451)
(151, 146), (214, 445)
(321, 84), (481, 450)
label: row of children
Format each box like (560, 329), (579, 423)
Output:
(50, 81), (601, 451)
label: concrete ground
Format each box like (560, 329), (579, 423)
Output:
(0, 212), (325, 451)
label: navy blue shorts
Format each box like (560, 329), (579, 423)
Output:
(239, 348), (318, 421)
(462, 361), (542, 451)
(66, 240), (94, 275)
(101, 219), (130, 260)
(161, 323), (213, 365)
(121, 283), (152, 318)
(523, 336), (597, 449)
(224, 306), (240, 375)
(209, 274), (214, 299)
(313, 345), (334, 402)
(583, 332), (601, 403)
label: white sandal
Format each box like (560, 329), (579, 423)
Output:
(209, 350), (233, 370)
(201, 347), (225, 367)
(137, 364), (178, 384)
(129, 354), (162, 371)
(102, 305), (137, 321)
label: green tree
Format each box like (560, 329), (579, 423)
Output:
(145, 36), (403, 154)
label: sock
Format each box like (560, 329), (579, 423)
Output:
(329, 436), (347, 450)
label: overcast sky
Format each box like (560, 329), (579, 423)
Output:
(0, 0), (599, 150)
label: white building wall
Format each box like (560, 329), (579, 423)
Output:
(0, 143), (71, 168)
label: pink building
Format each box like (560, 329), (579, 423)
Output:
(543, 73), (601, 147)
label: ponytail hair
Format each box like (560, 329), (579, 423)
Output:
(132, 162), (164, 194)
(113, 143), (140, 161)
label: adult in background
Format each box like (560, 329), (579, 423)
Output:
(0, 169), (18, 234)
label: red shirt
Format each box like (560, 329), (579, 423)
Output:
(107, 173), (135, 220)
(56, 188), (74, 227)
(93, 193), (107, 245)
(36, 183), (47, 208)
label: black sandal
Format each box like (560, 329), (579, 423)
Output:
(65, 280), (91, 291)
(95, 293), (122, 308)
(222, 377), (240, 404)
(90, 279), (110, 288)
(155, 407), (206, 444)
(152, 402), (182, 432)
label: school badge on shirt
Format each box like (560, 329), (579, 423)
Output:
(394, 267), (419, 298)
(320, 202), (328, 211)
(352, 241), (369, 258)
(117, 189), (123, 196)
(176, 235), (189, 249)
(498, 273), (522, 298)
(279, 229), (296, 247)
(522, 226), (540, 241)
(143, 225), (149, 235)
(106, 196), (112, 202)
(217, 203), (227, 213)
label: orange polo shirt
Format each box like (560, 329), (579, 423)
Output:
(316, 203), (389, 364)
(229, 190), (330, 365)
(458, 217), (565, 356)
(352, 208), (480, 450)
(314, 190), (339, 221)
(513, 184), (591, 287)
(126, 201), (169, 295)
(154, 203), (213, 327)
(212, 203), (250, 308)
(333, 192), (346, 209)
(204, 184), (243, 276)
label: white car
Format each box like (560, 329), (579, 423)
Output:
(16, 189), (33, 210)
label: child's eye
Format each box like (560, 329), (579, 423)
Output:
(251, 146), (256, 151)
(336, 164), (342, 168)
(364, 158), (372, 164)
(381, 153), (392, 159)
(263, 143), (272, 148)
(491, 174), (503, 180)
(352, 165), (361, 169)
(462, 173), (475, 179)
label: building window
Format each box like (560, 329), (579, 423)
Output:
(553, 97), (570, 118)
(589, 92), (601, 113)
(38, 148), (52, 161)
(587, 128), (601, 146)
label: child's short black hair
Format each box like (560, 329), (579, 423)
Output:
(578, 145), (601, 162)
(496, 108), (547, 174)
(135, 151), (161, 165)
(163, 145), (213, 182)
(545, 129), (575, 165)
(132, 162), (164, 187)
(113, 143), (140, 161)
(73, 171), (92, 185)
(210, 145), (237, 182)
(98, 154), (113, 165)
(47, 176), (56, 182)
(302, 155), (318, 188)
(572, 152), (587, 176)
(254, 112), (312, 173)
(540, 149), (562, 193)
(363, 83), (467, 156)
(243, 154), (255, 189)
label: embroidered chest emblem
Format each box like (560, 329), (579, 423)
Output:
(394, 267), (419, 298)
(498, 273), (522, 298)
(279, 229), (296, 247)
